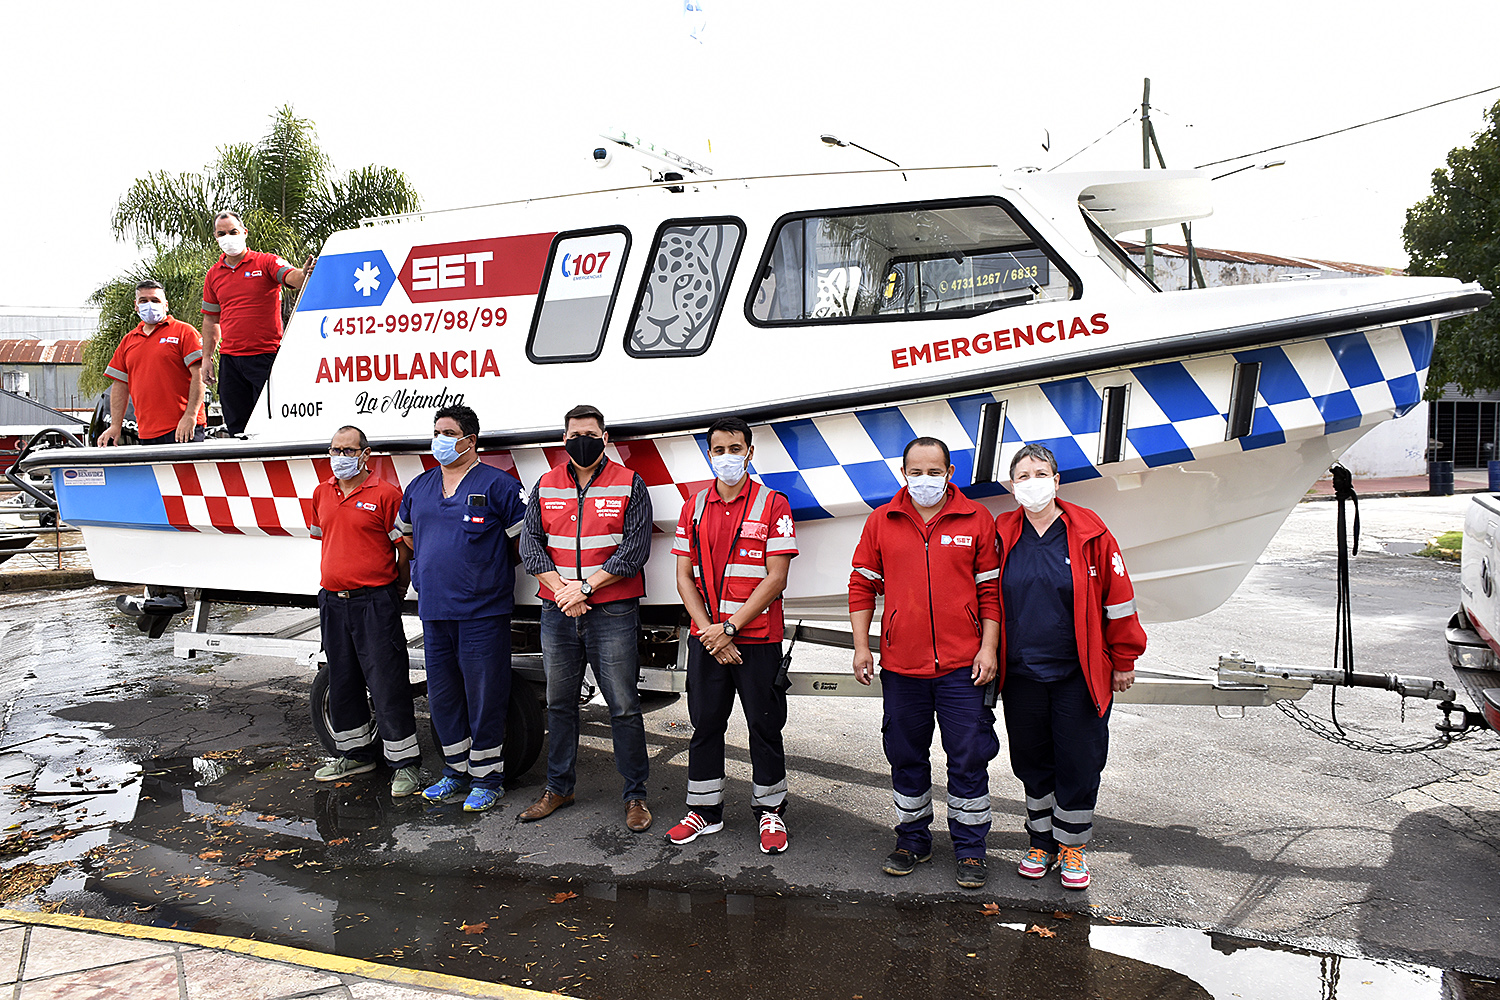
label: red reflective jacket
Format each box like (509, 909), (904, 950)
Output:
(848, 485), (1001, 678)
(995, 500), (1148, 717)
(535, 460), (646, 604)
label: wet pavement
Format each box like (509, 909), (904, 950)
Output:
(2, 495), (1499, 997)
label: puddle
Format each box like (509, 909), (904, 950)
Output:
(19, 754), (1487, 1000)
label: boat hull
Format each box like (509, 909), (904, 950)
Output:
(47, 319), (1433, 623)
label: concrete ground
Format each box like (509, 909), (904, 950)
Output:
(0, 492), (1496, 989)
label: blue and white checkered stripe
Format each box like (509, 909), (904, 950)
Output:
(676, 322), (1432, 523)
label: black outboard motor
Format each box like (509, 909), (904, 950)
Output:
(88, 390), (138, 447)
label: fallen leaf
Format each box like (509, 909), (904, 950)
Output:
(1052, 911), (1075, 920)
(102, 870), (140, 879)
(461, 921), (489, 935)
(549, 891), (578, 904)
(197, 850), (222, 860)
(334, 782), (352, 788)
(980, 902), (1000, 915)
(1103, 915), (1122, 923)
(1026, 925), (1056, 938)
(326, 838), (349, 846)
(257, 815), (277, 822)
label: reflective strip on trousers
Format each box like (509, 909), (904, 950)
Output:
(1053, 806), (1094, 825)
(893, 790), (933, 824)
(751, 778), (787, 808)
(1105, 598), (1137, 619)
(1025, 793), (1056, 812)
(1053, 825), (1090, 846)
(332, 721), (375, 752)
(442, 737), (473, 761)
(947, 793), (992, 826)
(1025, 792), (1055, 835)
(686, 777), (724, 806)
(383, 734), (419, 759)
(469, 757), (505, 778)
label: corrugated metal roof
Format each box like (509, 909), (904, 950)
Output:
(0, 340), (85, 364)
(1117, 241), (1403, 275)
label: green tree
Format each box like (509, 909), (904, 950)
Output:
(82, 106), (421, 394)
(1403, 99), (1500, 397)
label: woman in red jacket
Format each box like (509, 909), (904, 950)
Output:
(996, 443), (1147, 890)
(849, 437), (1001, 889)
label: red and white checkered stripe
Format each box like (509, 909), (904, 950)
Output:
(149, 439), (717, 535)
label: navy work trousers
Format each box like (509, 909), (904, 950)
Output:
(219, 351), (277, 435)
(318, 583), (419, 768)
(881, 667), (999, 860)
(539, 599), (649, 801)
(1001, 669), (1111, 848)
(424, 614), (511, 790)
(685, 641), (789, 823)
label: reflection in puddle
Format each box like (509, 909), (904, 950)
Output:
(61, 754), (1495, 1000)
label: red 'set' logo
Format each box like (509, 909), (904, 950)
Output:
(398, 234), (555, 304)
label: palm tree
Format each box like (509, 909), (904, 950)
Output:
(82, 106), (421, 393)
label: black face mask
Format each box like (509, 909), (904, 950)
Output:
(566, 434), (606, 468)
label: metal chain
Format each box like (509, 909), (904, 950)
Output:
(1276, 700), (1476, 754)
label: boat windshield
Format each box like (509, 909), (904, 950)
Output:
(1083, 210), (1159, 293)
(749, 201), (1077, 324)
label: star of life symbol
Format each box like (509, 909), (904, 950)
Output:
(353, 261), (382, 297)
(776, 514), (794, 538)
(1111, 551), (1124, 577)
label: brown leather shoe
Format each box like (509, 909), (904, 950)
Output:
(625, 798), (652, 832)
(518, 789), (574, 822)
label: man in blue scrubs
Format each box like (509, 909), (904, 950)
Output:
(397, 404), (526, 812)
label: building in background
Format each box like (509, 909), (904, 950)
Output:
(0, 307), (98, 463)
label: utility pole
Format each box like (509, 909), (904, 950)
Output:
(1142, 78), (1154, 284)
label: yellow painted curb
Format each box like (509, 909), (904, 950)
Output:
(0, 907), (551, 998)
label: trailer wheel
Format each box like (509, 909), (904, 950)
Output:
(425, 678), (546, 782)
(310, 664), (341, 756)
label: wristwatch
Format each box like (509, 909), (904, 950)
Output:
(579, 580), (594, 597)
(721, 621), (738, 637)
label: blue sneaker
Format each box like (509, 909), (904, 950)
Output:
(422, 776), (468, 802)
(463, 787), (504, 812)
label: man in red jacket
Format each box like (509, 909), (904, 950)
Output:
(668, 416), (798, 855)
(849, 436), (1001, 889)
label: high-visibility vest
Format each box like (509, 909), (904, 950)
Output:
(687, 479), (782, 640)
(536, 459), (646, 604)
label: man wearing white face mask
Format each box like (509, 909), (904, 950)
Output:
(309, 425), (421, 796)
(668, 416), (799, 855)
(200, 210), (313, 435)
(98, 280), (206, 446)
(848, 436), (1002, 889)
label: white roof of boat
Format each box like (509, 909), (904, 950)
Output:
(1007, 169), (1214, 235)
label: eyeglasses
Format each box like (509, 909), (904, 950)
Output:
(328, 448), (363, 457)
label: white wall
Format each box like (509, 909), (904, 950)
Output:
(1336, 404), (1429, 478)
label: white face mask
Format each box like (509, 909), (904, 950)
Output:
(330, 454), (363, 480)
(1012, 475), (1058, 512)
(710, 453), (747, 486)
(906, 474), (947, 508)
(217, 233), (247, 256)
(136, 301), (166, 325)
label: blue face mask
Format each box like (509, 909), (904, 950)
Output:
(432, 434), (469, 466)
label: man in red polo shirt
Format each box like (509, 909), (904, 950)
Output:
(97, 280), (206, 446)
(309, 424), (421, 797)
(201, 210), (312, 435)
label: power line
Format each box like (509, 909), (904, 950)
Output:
(1048, 113), (1137, 171)
(1195, 84), (1500, 169)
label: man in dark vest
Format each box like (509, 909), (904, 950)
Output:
(667, 416), (798, 855)
(519, 404), (654, 832)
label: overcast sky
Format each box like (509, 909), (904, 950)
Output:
(3, 0), (1497, 308)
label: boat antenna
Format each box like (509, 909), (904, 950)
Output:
(1139, 78), (1208, 290)
(597, 129), (713, 177)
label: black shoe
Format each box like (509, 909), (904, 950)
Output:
(882, 847), (932, 876)
(956, 857), (988, 889)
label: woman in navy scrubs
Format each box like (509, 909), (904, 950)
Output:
(995, 443), (1147, 889)
(397, 404), (526, 812)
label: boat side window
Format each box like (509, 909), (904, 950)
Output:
(747, 199), (1078, 325)
(1082, 210), (1159, 293)
(527, 227), (631, 363)
(625, 218), (745, 357)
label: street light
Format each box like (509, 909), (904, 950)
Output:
(820, 134), (906, 180)
(1210, 159), (1286, 181)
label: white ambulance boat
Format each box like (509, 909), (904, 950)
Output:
(22, 166), (1490, 628)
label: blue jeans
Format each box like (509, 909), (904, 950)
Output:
(423, 614), (511, 791)
(539, 599), (649, 800)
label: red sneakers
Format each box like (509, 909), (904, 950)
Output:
(666, 811), (723, 845)
(758, 812), (788, 854)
